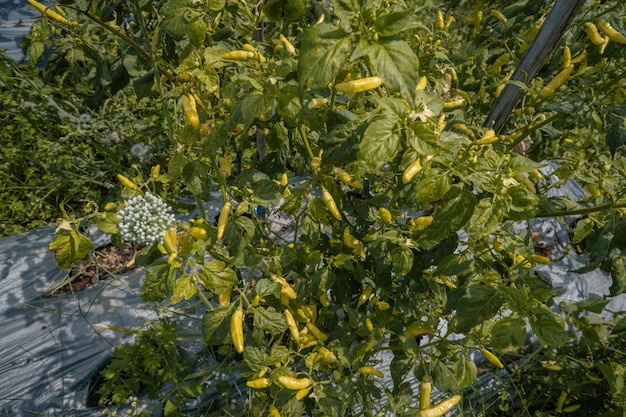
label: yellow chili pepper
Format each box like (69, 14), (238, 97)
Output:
(597, 19), (626, 44)
(230, 307), (244, 353)
(116, 174), (140, 191)
(365, 318), (374, 333)
(490, 9), (507, 24)
(295, 387), (310, 400)
(474, 129), (499, 145)
(333, 167), (362, 188)
(530, 254), (551, 264)
(216, 201), (232, 240)
(416, 76), (428, 90)
(279, 34), (296, 56)
(539, 64), (574, 98)
(402, 158), (422, 184)
(491, 52), (512, 73)
(190, 227), (207, 240)
(319, 292), (331, 307)
(437, 10), (445, 30)
(103, 202), (117, 211)
(358, 366), (384, 378)
(321, 187), (342, 220)
(278, 375), (312, 390)
(379, 207), (392, 224)
(181, 94), (200, 129)
(584, 22), (607, 46)
(305, 322), (328, 341)
(419, 378), (432, 410)
(417, 395), (461, 417)
(356, 285), (373, 309)
(443, 97), (464, 109)
(269, 405), (281, 417)
(335, 77), (383, 93)
(562, 46), (571, 68)
(222, 50), (256, 60)
(218, 287), (232, 306)
(284, 309), (300, 341)
(413, 216), (434, 227)
(480, 348), (504, 368)
(28, 0), (69, 25)
(246, 377), (271, 389)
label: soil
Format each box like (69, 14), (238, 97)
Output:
(51, 241), (144, 296)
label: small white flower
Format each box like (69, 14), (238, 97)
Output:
(130, 142), (149, 157)
(79, 113), (91, 123)
(408, 106), (434, 122)
(117, 193), (175, 244)
(105, 132), (120, 143)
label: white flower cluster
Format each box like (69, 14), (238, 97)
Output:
(118, 193), (175, 244)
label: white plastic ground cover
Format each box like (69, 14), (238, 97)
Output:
(0, 0), (37, 62)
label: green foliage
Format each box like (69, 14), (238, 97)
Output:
(18, 0), (626, 415)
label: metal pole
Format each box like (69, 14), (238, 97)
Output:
(483, 0), (587, 133)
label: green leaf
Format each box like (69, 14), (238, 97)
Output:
(414, 171), (452, 205)
(171, 273), (198, 303)
(182, 160), (211, 200)
(188, 17), (208, 47)
(207, 0), (226, 11)
(48, 228), (94, 269)
(141, 259), (175, 302)
(253, 306), (288, 335)
(311, 266), (336, 296)
(374, 10), (420, 37)
(244, 346), (271, 373)
(408, 121), (445, 155)
(457, 356), (478, 389)
(529, 303), (570, 347)
(421, 187), (477, 248)
(469, 199), (506, 238)
(365, 40), (419, 100)
(389, 354), (412, 389)
(255, 278), (282, 299)
(505, 185), (539, 220)
(435, 253), (475, 277)
(432, 358), (457, 392)
(572, 217), (594, 244)
(498, 286), (529, 313)
(298, 23), (352, 89)
(507, 154), (545, 173)
(331, 0), (359, 29)
(452, 285), (502, 333)
(606, 105), (626, 156)
(263, 0), (306, 22)
(612, 316), (626, 339)
(357, 116), (400, 172)
(133, 72), (155, 100)
(575, 215), (615, 273)
(576, 296), (609, 313)
(198, 260), (239, 294)
(92, 212), (119, 234)
(202, 304), (235, 345)
(391, 247), (413, 277)
(490, 317), (527, 351)
(241, 93), (274, 126)
(161, 0), (191, 39)
(168, 153), (187, 180)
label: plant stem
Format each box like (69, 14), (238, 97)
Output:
(196, 288), (214, 310)
(534, 199), (626, 218)
(298, 125), (315, 160)
(81, 11), (175, 82)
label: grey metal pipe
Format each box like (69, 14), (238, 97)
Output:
(483, 0), (587, 133)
